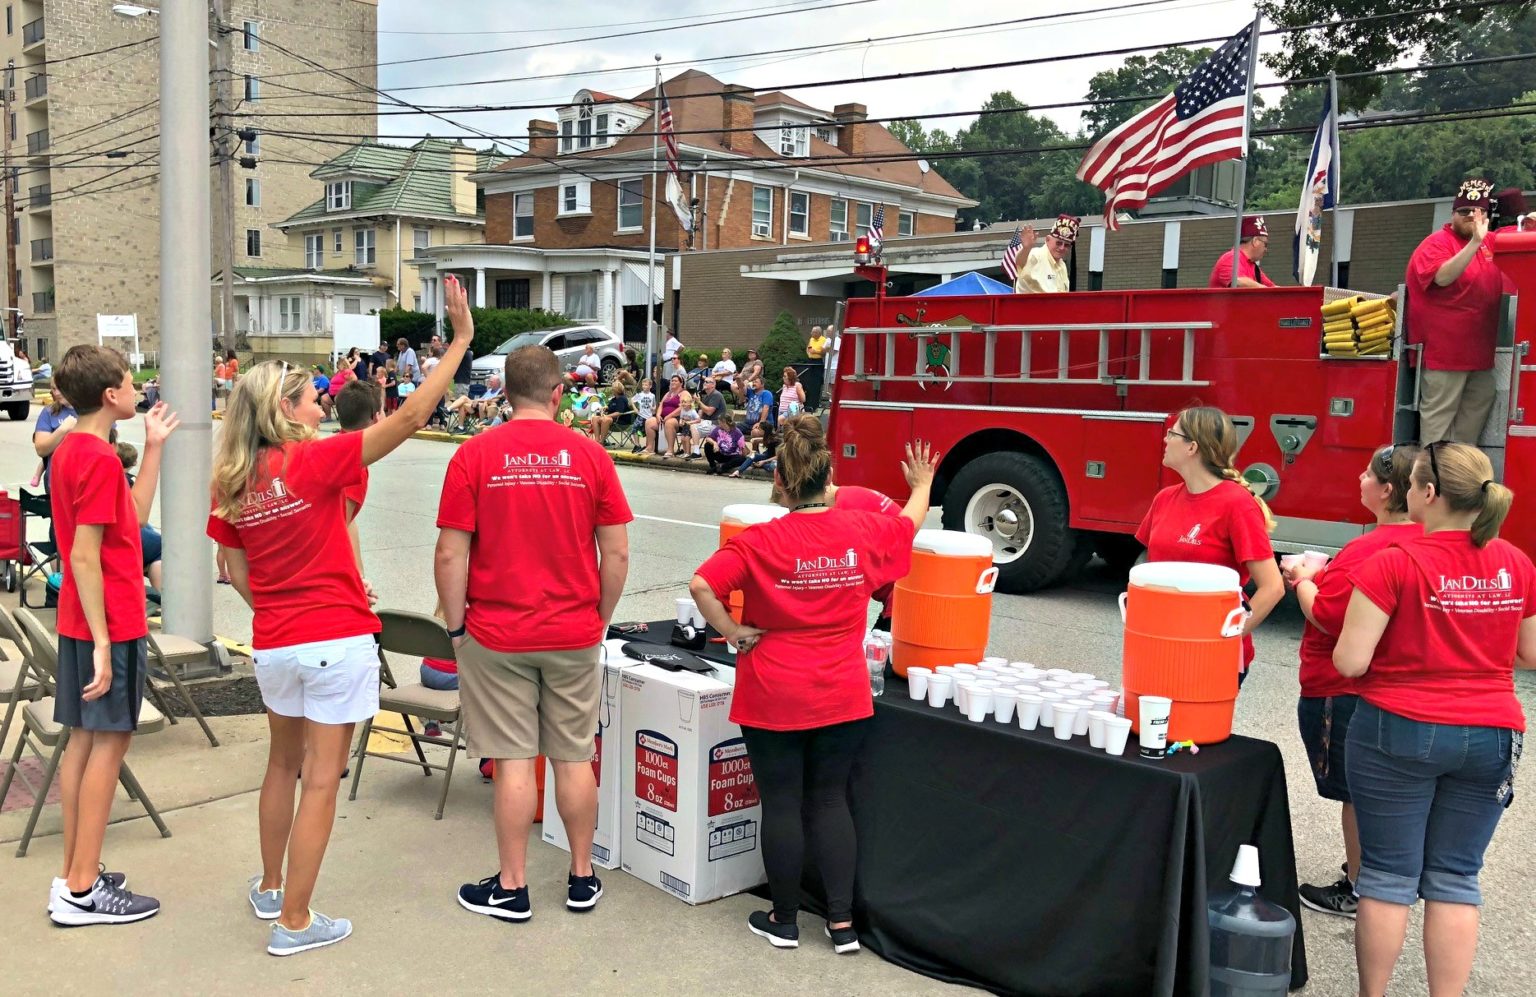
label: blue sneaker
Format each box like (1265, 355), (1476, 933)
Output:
(457, 872), (531, 922)
(266, 910), (352, 956)
(566, 872), (603, 912)
(248, 877), (283, 920)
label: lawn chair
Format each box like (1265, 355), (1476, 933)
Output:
(0, 489), (22, 593)
(602, 410), (642, 450)
(17, 489), (58, 609)
(1, 608), (171, 857)
(348, 610), (466, 820)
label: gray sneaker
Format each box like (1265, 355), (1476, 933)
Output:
(49, 876), (160, 927)
(248, 877), (283, 920)
(267, 910), (353, 957)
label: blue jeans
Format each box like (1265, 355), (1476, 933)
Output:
(419, 665), (459, 691)
(1345, 700), (1517, 906)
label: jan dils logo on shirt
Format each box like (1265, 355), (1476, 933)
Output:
(243, 476), (288, 506)
(502, 449), (572, 468)
(794, 548), (859, 573)
(1177, 524), (1204, 546)
(1438, 568), (1514, 592)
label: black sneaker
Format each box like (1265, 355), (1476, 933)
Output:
(50, 875), (161, 927)
(824, 923), (860, 954)
(748, 909), (799, 949)
(1299, 877), (1358, 919)
(457, 873), (531, 922)
(566, 872), (603, 912)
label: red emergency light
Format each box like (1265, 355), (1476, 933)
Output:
(853, 235), (871, 265)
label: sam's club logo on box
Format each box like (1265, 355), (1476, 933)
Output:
(503, 450), (571, 469)
(795, 548), (858, 573)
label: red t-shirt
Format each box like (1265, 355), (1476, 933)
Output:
(696, 508), (916, 731)
(51, 433), (148, 643)
(205, 432), (378, 650)
(1351, 531), (1533, 731)
(1405, 225), (1505, 370)
(343, 465), (368, 518)
(435, 419), (633, 653)
(1297, 522), (1421, 698)
(1208, 249), (1276, 288)
(1136, 480), (1273, 666)
(834, 485), (902, 615)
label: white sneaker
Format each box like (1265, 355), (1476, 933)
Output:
(50, 875), (160, 926)
(48, 868), (127, 915)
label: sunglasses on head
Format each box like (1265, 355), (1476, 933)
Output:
(1425, 440), (1445, 491)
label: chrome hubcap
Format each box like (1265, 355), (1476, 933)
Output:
(964, 485), (1034, 564)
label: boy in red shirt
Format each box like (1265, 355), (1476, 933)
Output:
(47, 345), (180, 926)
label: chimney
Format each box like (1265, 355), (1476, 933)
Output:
(528, 119), (558, 159)
(451, 145), (477, 215)
(834, 103), (867, 156)
(722, 85), (756, 155)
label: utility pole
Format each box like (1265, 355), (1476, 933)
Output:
(211, 0), (235, 353)
(160, 1), (213, 643)
(3, 60), (15, 341)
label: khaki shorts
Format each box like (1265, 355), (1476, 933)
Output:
(457, 636), (601, 761)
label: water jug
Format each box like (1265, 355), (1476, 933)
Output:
(718, 504), (787, 622)
(890, 529), (997, 675)
(1207, 845), (1295, 997)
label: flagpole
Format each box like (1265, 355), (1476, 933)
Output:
(1228, 13), (1262, 289)
(646, 57), (661, 382)
(1328, 70), (1342, 287)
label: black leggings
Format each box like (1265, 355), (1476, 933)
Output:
(740, 718), (870, 924)
(705, 449), (744, 473)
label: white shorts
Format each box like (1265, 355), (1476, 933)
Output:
(253, 634), (380, 725)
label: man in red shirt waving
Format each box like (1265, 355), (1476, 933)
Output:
(1405, 177), (1504, 444)
(435, 345), (632, 923)
(1209, 215), (1276, 288)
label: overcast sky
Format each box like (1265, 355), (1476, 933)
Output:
(368, 0), (1273, 150)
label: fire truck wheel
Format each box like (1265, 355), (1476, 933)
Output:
(942, 451), (1081, 593)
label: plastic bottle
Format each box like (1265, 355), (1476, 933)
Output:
(1207, 844), (1296, 997)
(865, 635), (888, 697)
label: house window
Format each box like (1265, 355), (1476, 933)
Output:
(326, 181), (351, 211)
(332, 228), (342, 252)
(342, 297), (361, 315)
(596, 113), (609, 143)
(413, 294), (422, 311)
(752, 186), (773, 238)
(778, 121), (807, 158)
(245, 178), (260, 206)
(560, 120), (572, 153)
(5, 7), (11, 35)
(617, 178), (643, 231)
(242, 20), (259, 51)
(558, 181), (591, 216)
(496, 278), (530, 310)
(788, 191), (809, 237)
(899, 211), (914, 237)
(413, 226), (430, 256)
(245, 229), (261, 257)
(565, 274), (598, 321)
(304, 232), (323, 269)
(829, 199), (849, 241)
(245, 131), (259, 155)
(856, 202), (872, 235)
(578, 116), (592, 149)
(279, 296), (302, 331)
(244, 74), (259, 101)
(816, 125), (834, 144)
(354, 227), (375, 265)
(7, 112), (13, 141)
(513, 192), (534, 239)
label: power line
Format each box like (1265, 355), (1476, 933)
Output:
(256, 0), (840, 36)
(23, 35), (156, 71)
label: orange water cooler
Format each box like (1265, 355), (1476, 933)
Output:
(718, 504), (787, 622)
(1120, 562), (1247, 745)
(891, 529), (998, 676)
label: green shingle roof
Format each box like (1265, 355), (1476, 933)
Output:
(279, 138), (508, 227)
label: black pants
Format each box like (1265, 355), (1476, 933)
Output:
(705, 449), (744, 474)
(740, 718), (870, 924)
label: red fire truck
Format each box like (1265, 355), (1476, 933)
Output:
(827, 238), (1536, 593)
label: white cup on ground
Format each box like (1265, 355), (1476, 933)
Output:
(1139, 695), (1174, 758)
(992, 688), (1019, 724)
(1303, 550), (1330, 570)
(1039, 691), (1063, 726)
(966, 688), (994, 723)
(1103, 715), (1132, 755)
(1088, 710), (1116, 749)
(1052, 703), (1080, 740)
(1067, 698), (1094, 736)
(1016, 694), (1044, 730)
(906, 667), (932, 700)
(927, 674), (953, 708)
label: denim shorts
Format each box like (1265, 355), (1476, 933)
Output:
(1345, 700), (1518, 906)
(1297, 695), (1358, 803)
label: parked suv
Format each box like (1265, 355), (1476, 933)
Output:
(0, 338), (32, 421)
(471, 325), (627, 386)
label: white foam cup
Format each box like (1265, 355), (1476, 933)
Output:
(1088, 710), (1116, 749)
(955, 680), (976, 714)
(1114, 688), (1127, 717)
(1089, 691), (1118, 714)
(1038, 691), (1063, 726)
(1139, 695), (1174, 758)
(966, 688), (994, 723)
(1079, 679), (1111, 692)
(1013, 683), (1042, 696)
(1040, 679), (1070, 692)
(1067, 698), (1094, 736)
(926, 673), (953, 708)
(1069, 671), (1095, 683)
(953, 663), (980, 678)
(1103, 715), (1132, 755)
(1052, 703), (1080, 740)
(1303, 550), (1329, 570)
(1280, 553), (1303, 572)
(1046, 668), (1074, 679)
(934, 665), (956, 688)
(992, 688), (1019, 724)
(981, 656), (1008, 669)
(1016, 694), (1044, 730)
(906, 667), (932, 700)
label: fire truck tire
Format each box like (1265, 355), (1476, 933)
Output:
(4, 401), (28, 422)
(942, 451), (1081, 593)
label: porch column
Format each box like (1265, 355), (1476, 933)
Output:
(541, 263), (553, 310)
(603, 267), (617, 334)
(436, 274), (447, 332)
(475, 267), (486, 308)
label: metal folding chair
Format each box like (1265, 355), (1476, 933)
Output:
(17, 489), (58, 609)
(145, 633), (220, 748)
(2, 608), (171, 856)
(348, 610), (466, 820)
(0, 607), (42, 756)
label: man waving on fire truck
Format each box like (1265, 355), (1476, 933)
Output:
(1209, 216), (1276, 288)
(1012, 214), (1079, 294)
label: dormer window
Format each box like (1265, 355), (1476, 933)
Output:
(326, 181), (351, 211)
(815, 125), (835, 144)
(561, 120), (573, 153)
(578, 97), (594, 149)
(778, 120), (807, 158)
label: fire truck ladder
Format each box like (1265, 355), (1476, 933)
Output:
(844, 321), (1215, 388)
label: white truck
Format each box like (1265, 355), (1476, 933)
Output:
(0, 338), (32, 421)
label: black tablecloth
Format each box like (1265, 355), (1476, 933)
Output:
(616, 625), (1307, 996)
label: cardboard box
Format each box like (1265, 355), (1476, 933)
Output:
(541, 638), (645, 870)
(620, 661), (765, 905)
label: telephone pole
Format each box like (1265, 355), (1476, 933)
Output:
(211, 0), (235, 353)
(3, 60), (15, 341)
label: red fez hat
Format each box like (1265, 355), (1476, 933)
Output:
(1049, 214), (1081, 244)
(1240, 215), (1268, 240)
(1453, 178), (1494, 212)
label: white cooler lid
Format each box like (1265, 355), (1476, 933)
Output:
(1128, 561), (1240, 593)
(721, 503), (788, 526)
(912, 528), (993, 557)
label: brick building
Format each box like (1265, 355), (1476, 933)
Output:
(412, 69), (974, 343)
(1, 0), (376, 361)
(666, 195), (1468, 350)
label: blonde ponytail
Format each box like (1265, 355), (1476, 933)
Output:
(1220, 465), (1277, 534)
(1413, 443), (1514, 547)
(1472, 481), (1514, 547)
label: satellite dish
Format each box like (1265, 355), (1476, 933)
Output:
(917, 159), (931, 174)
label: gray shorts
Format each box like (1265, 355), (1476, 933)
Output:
(54, 637), (148, 732)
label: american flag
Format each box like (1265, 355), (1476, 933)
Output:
(868, 204), (885, 252)
(658, 84), (680, 176)
(1076, 22), (1255, 230)
(1001, 228), (1024, 283)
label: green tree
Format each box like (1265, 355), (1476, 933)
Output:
(1082, 47), (1213, 136)
(757, 309), (805, 379)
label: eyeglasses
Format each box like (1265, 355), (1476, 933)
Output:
(1425, 440), (1445, 491)
(1454, 208), (1482, 217)
(1165, 428), (1193, 442)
